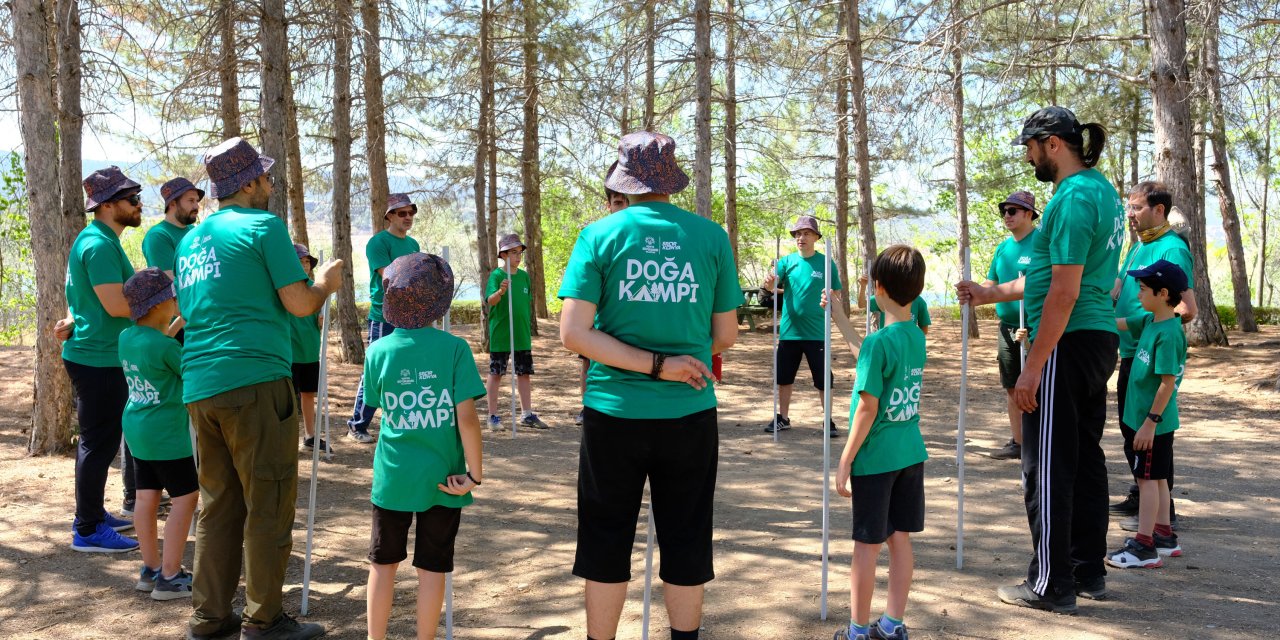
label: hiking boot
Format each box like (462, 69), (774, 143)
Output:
(152, 568), (193, 601)
(1154, 532), (1182, 557)
(103, 511), (134, 532)
(187, 612), (243, 640)
(71, 521), (139, 553)
(488, 415), (503, 432)
(763, 414), (791, 433)
(869, 617), (908, 639)
(1109, 492), (1140, 516)
(520, 412), (550, 429)
(1074, 576), (1107, 600)
(239, 613), (325, 639)
(1106, 537), (1163, 569)
(347, 429), (375, 444)
(301, 437), (333, 454)
(990, 439), (1021, 460)
(574, 409), (584, 426)
(1120, 512), (1179, 532)
(136, 564), (161, 591)
(829, 419), (841, 438)
(832, 628), (869, 640)
(996, 581), (1078, 614)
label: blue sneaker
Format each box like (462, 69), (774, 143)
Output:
(103, 511), (134, 532)
(870, 617), (909, 640)
(833, 627), (869, 640)
(71, 521), (139, 553)
(137, 564), (161, 591)
(488, 415), (502, 432)
(152, 568), (193, 601)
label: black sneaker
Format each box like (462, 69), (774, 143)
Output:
(186, 612), (243, 640)
(239, 613), (325, 639)
(828, 419), (841, 438)
(1074, 575), (1107, 600)
(989, 439), (1021, 460)
(996, 581), (1077, 614)
(1106, 537), (1163, 569)
(764, 414), (791, 433)
(1109, 492), (1140, 516)
(301, 437), (333, 454)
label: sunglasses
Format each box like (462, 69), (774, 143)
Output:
(116, 194), (142, 206)
(394, 210), (416, 219)
(1000, 207), (1022, 217)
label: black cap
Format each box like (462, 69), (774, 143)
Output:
(1128, 259), (1189, 295)
(1013, 106), (1081, 146)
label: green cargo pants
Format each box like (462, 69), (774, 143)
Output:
(187, 377), (299, 633)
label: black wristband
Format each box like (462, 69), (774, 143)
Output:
(1147, 412), (1163, 424)
(650, 352), (667, 380)
(466, 471), (481, 486)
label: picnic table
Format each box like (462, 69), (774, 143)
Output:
(737, 287), (773, 330)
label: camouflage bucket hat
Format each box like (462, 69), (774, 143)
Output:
(123, 267), (176, 322)
(383, 253), (454, 329)
(603, 131), (690, 195)
(83, 166), (142, 211)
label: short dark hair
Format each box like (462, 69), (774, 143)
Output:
(604, 185), (623, 202)
(1137, 275), (1183, 307)
(1129, 181), (1173, 218)
(871, 244), (926, 307)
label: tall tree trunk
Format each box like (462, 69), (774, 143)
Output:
(16, 0), (75, 454)
(643, 1), (656, 131)
(1261, 92), (1271, 309)
(1203, 0), (1256, 331)
(284, 60), (308, 245)
(362, 0), (389, 235)
(219, 0), (241, 138)
(57, 0), (85, 249)
(693, 0), (712, 219)
(834, 4), (851, 315)
(331, 0), (363, 363)
(1129, 92), (1141, 244)
(260, 0), (288, 219)
(724, 0), (739, 269)
(1148, 0), (1227, 346)
(951, 1), (977, 338)
(521, 0), (547, 324)
(847, 0), (876, 287)
(475, 0), (493, 350)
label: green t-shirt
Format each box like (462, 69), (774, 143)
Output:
(850, 321), (929, 476)
(119, 325), (192, 461)
(986, 229), (1039, 325)
(289, 279), (322, 364)
(1023, 169), (1126, 340)
(1123, 314), (1186, 435)
(63, 219), (136, 367)
(1114, 232), (1194, 358)
(777, 251), (842, 341)
(364, 327), (486, 512)
(142, 220), (192, 274)
(558, 201), (744, 419)
(486, 267), (532, 352)
(869, 296), (931, 331)
(175, 206), (309, 403)
(366, 231), (421, 323)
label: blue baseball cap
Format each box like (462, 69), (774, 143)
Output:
(1127, 259), (1189, 295)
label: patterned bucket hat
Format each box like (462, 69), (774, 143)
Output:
(160, 177), (205, 208)
(999, 190), (1039, 219)
(123, 267), (176, 322)
(203, 137), (275, 199)
(383, 253), (454, 329)
(83, 166), (142, 211)
(385, 193), (418, 218)
(788, 215), (821, 238)
(603, 131), (690, 195)
(497, 233), (526, 254)
(293, 243), (318, 269)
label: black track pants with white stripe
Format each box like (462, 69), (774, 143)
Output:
(1021, 330), (1118, 596)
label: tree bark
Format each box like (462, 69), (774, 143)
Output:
(260, 0), (289, 220)
(951, 1), (978, 338)
(724, 0), (739, 269)
(16, 0), (76, 454)
(284, 59), (308, 245)
(362, 0), (389, 235)
(475, 0), (494, 350)
(1129, 92), (1141, 244)
(521, 0), (547, 324)
(693, 0), (713, 219)
(57, 0), (85, 250)
(643, 1), (656, 132)
(219, 0), (241, 138)
(1260, 92), (1271, 309)
(331, 0), (364, 364)
(1203, 0), (1256, 331)
(847, 0), (876, 285)
(1148, 0), (1227, 346)
(834, 3), (851, 315)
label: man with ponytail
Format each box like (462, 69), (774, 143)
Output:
(957, 106), (1125, 613)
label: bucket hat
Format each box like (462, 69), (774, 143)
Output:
(160, 177), (205, 208)
(293, 243), (318, 269)
(603, 132), (690, 195)
(83, 166), (142, 211)
(385, 193), (418, 218)
(383, 253), (454, 329)
(497, 233), (526, 255)
(788, 215), (821, 238)
(203, 137), (275, 199)
(123, 267), (177, 322)
(999, 190), (1039, 219)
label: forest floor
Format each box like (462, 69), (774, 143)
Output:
(0, 318), (1277, 639)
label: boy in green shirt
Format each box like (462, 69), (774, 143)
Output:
(1106, 260), (1188, 569)
(485, 233), (549, 430)
(833, 245), (928, 640)
(363, 253), (485, 640)
(289, 243), (329, 453)
(119, 268), (199, 600)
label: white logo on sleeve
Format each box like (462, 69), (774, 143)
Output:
(619, 258), (701, 303)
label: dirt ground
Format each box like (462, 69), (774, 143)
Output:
(0, 318), (1277, 639)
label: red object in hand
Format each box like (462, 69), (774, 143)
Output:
(712, 353), (723, 382)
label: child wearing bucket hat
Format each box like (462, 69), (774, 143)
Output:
(484, 232), (549, 430)
(360, 253), (485, 640)
(288, 243), (330, 454)
(118, 267), (199, 601)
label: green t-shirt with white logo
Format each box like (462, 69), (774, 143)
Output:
(289, 279), (322, 364)
(366, 231), (421, 323)
(558, 201), (744, 419)
(364, 327), (486, 512)
(63, 219), (136, 367)
(986, 229), (1039, 325)
(777, 251), (842, 341)
(486, 267), (532, 352)
(142, 220), (192, 274)
(119, 325), (192, 461)
(1115, 233), (1193, 358)
(1123, 314), (1185, 435)
(175, 206), (309, 403)
(850, 321), (929, 476)
(1023, 169), (1125, 340)
(869, 296), (931, 332)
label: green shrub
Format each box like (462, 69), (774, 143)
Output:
(1215, 304), (1236, 329)
(1216, 304), (1280, 328)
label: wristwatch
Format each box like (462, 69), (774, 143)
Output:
(1147, 412), (1163, 423)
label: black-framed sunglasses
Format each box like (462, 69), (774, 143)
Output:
(117, 194), (142, 206)
(1000, 206), (1022, 217)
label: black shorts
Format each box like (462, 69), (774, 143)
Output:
(368, 504), (463, 572)
(574, 407), (718, 586)
(776, 339), (828, 389)
(489, 350), (534, 376)
(997, 323), (1022, 389)
(851, 462), (925, 544)
(1121, 423), (1175, 481)
(292, 362), (320, 394)
(133, 456), (199, 497)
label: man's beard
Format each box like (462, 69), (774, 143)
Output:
(118, 207), (143, 228)
(178, 208), (199, 225)
(1033, 157), (1058, 183)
